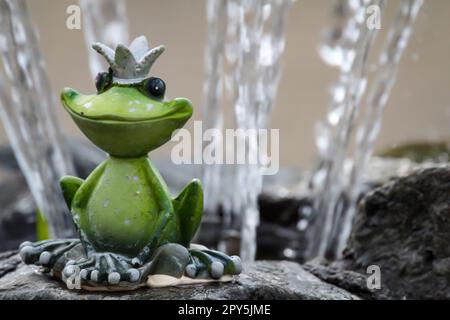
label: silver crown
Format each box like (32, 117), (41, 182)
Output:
(92, 35), (165, 84)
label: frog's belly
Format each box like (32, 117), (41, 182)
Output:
(84, 203), (157, 256)
(76, 164), (165, 257)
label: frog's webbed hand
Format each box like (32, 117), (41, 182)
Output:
(185, 245), (242, 279)
(62, 252), (140, 285)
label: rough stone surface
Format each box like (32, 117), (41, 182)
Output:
(0, 252), (358, 300)
(304, 258), (392, 300)
(308, 166), (450, 300)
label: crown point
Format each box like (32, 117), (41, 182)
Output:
(129, 36), (149, 60)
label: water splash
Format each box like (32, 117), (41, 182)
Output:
(202, 0), (292, 261)
(307, 0), (423, 260)
(202, 0), (227, 216)
(0, 0), (76, 238)
(79, 0), (129, 78)
(335, 0), (424, 256)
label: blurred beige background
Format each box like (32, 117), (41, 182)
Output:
(2, 0), (448, 170)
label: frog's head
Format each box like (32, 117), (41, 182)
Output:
(61, 36), (193, 157)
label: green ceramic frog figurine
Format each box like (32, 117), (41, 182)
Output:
(19, 36), (241, 289)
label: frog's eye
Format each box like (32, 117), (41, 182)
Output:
(95, 71), (112, 93)
(143, 77), (166, 99)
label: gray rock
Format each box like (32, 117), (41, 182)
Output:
(308, 166), (450, 300)
(0, 252), (358, 300)
(304, 258), (392, 300)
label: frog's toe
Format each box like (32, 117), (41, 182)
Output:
(230, 255), (242, 274)
(19, 241), (33, 250)
(210, 261), (224, 279)
(126, 268), (141, 283)
(19, 239), (81, 267)
(108, 272), (121, 285)
(131, 257), (144, 267)
(79, 268), (92, 280)
(38, 251), (53, 265)
(63, 264), (79, 278)
(90, 269), (101, 282)
(19, 245), (41, 264)
(185, 263), (197, 278)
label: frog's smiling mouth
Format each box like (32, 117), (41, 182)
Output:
(61, 87), (192, 123)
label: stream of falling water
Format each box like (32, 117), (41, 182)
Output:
(203, 0), (228, 218)
(79, 0), (129, 79)
(203, 0), (292, 262)
(335, 0), (424, 257)
(0, 0), (76, 238)
(307, 0), (423, 260)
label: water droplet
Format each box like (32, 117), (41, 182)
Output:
(328, 104), (345, 125)
(283, 248), (296, 259)
(315, 123), (330, 156)
(297, 219), (308, 231)
(299, 206), (313, 217)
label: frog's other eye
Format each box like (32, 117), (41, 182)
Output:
(143, 77), (166, 99)
(95, 71), (112, 93)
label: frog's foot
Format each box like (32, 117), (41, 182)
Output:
(185, 245), (242, 280)
(62, 252), (140, 285)
(19, 239), (81, 268)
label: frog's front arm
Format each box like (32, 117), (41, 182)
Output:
(60, 176), (84, 209)
(60, 160), (107, 254)
(60, 175), (92, 252)
(173, 179), (203, 247)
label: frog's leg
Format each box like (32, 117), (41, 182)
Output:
(173, 179), (242, 279)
